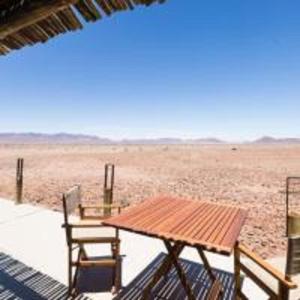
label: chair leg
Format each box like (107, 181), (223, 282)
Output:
(111, 241), (121, 294)
(70, 248), (83, 298)
(111, 241), (120, 258)
(68, 246), (85, 298)
(68, 247), (72, 296)
(111, 241), (117, 289)
(111, 257), (122, 294)
(278, 282), (289, 300)
(72, 264), (80, 298)
(79, 244), (88, 260)
(115, 256), (122, 293)
(111, 243), (116, 258)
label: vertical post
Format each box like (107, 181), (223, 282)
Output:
(103, 163), (115, 217)
(278, 282), (289, 300)
(16, 158), (24, 204)
(234, 242), (241, 300)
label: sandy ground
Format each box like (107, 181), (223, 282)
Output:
(1, 144), (300, 258)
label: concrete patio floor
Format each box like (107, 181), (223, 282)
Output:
(0, 197), (281, 299)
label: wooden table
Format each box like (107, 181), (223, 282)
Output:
(103, 196), (247, 300)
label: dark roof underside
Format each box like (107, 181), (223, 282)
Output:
(0, 0), (166, 55)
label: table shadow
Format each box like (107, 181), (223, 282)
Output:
(115, 252), (241, 300)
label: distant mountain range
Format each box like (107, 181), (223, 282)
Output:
(0, 133), (110, 144)
(0, 133), (299, 145)
(251, 136), (300, 144)
(0, 133), (224, 145)
(119, 137), (225, 145)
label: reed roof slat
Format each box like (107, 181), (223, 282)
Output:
(94, 0), (112, 16)
(0, 0), (166, 55)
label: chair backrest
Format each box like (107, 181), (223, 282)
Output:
(286, 236), (300, 276)
(62, 185), (81, 244)
(286, 177), (300, 237)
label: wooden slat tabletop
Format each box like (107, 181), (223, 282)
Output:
(103, 197), (247, 255)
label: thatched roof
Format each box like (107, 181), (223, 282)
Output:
(0, 0), (166, 55)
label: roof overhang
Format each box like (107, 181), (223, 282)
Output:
(0, 0), (166, 55)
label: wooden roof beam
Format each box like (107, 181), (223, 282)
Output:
(0, 0), (79, 40)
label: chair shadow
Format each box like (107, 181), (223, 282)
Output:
(76, 256), (122, 294)
(0, 252), (90, 300)
(115, 253), (241, 300)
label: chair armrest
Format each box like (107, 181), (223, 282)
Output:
(81, 203), (124, 210)
(238, 244), (297, 289)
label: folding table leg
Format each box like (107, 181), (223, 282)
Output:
(197, 247), (224, 298)
(197, 247), (216, 282)
(164, 241), (196, 300)
(141, 243), (184, 300)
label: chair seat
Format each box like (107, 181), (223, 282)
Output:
(72, 226), (118, 241)
(242, 258), (300, 299)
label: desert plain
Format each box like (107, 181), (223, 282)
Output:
(1, 143), (300, 258)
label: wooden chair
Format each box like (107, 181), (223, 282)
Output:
(62, 185), (123, 297)
(234, 237), (299, 299)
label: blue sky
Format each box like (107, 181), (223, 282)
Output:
(1, 0), (300, 141)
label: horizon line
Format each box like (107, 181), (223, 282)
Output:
(1, 132), (300, 144)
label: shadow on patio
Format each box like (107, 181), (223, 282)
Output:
(116, 253), (238, 300)
(0, 252), (89, 300)
(0, 251), (239, 300)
